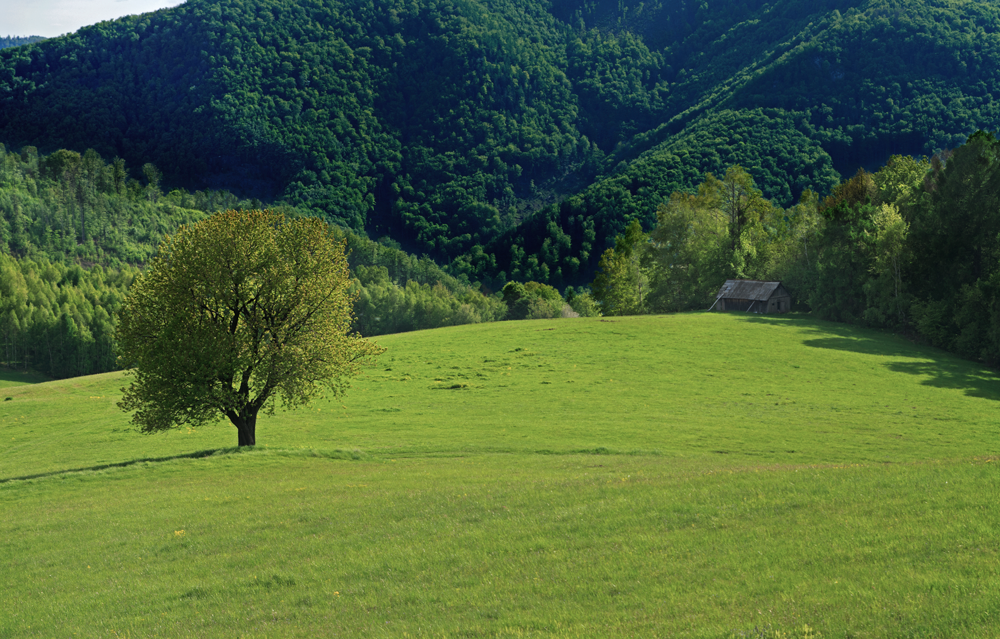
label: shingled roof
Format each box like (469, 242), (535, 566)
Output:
(715, 280), (783, 301)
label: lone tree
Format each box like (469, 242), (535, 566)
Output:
(116, 209), (384, 446)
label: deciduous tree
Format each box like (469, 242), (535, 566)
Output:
(645, 187), (727, 312)
(591, 219), (648, 316)
(116, 209), (384, 446)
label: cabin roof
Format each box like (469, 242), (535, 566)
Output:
(715, 280), (784, 301)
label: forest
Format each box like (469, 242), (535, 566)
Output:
(0, 144), (520, 377)
(4, 0), (1000, 375)
(6, 131), (1000, 380)
(589, 131), (1000, 369)
(4, 0), (1000, 290)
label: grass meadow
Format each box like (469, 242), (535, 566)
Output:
(1, 312), (999, 637)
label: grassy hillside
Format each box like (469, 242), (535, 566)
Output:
(2, 313), (999, 636)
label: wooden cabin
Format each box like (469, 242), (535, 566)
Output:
(711, 280), (791, 314)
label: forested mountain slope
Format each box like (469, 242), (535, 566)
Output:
(2, 0), (999, 287)
(0, 144), (508, 379)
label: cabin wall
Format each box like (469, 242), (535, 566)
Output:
(717, 296), (791, 313)
(718, 298), (756, 312)
(766, 296), (791, 314)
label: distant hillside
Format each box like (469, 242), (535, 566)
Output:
(0, 36), (45, 50)
(0, 144), (508, 379)
(2, 0), (1000, 286)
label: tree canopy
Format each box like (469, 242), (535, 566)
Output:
(116, 209), (384, 446)
(5, 0), (1000, 288)
(582, 130), (1000, 371)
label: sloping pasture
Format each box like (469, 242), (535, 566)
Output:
(2, 313), (998, 637)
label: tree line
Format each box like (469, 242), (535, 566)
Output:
(0, 253), (135, 378)
(0, 145), (573, 378)
(0, 36), (45, 50)
(6, 0), (1000, 292)
(14, 133), (1000, 379)
(589, 131), (1000, 368)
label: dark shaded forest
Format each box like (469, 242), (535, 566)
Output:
(4, 0), (1000, 290)
(0, 145), (511, 377)
(5, 0), (1000, 375)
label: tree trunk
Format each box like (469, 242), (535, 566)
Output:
(236, 417), (256, 446)
(229, 410), (258, 447)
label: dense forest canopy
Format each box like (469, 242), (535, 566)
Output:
(5, 0), (1000, 290)
(0, 144), (512, 378)
(5, 0), (1000, 379)
(587, 129), (1000, 372)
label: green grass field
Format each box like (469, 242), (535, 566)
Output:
(2, 313), (999, 637)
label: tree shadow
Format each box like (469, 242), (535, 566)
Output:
(881, 360), (1000, 402)
(731, 313), (1000, 403)
(0, 367), (50, 387)
(0, 448), (232, 484)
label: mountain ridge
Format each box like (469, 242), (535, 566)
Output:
(2, 0), (998, 286)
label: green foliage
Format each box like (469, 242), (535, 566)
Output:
(462, 108), (841, 289)
(564, 285), (601, 316)
(0, 143), (251, 267)
(804, 169), (879, 323)
(905, 132), (1000, 364)
(726, 0), (1000, 166)
(635, 166), (812, 313)
(0, 144), (271, 379)
(0, 253), (135, 378)
(501, 280), (564, 320)
(10, 0), (1000, 357)
(771, 133), (1000, 366)
(0, 145), (510, 372)
(565, 29), (667, 150)
(774, 156), (926, 329)
(624, 134), (1000, 372)
(645, 185), (729, 312)
(332, 227), (510, 334)
(0, 36), (45, 50)
(116, 210), (384, 446)
(591, 219), (648, 315)
(352, 264), (507, 335)
(8, 0), (1000, 290)
(861, 202), (910, 327)
(629, 155), (923, 333)
(0, 0), (590, 256)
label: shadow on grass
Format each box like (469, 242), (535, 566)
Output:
(0, 448), (235, 484)
(734, 313), (1000, 403)
(882, 360), (1000, 402)
(0, 367), (50, 387)
(0, 446), (372, 484)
